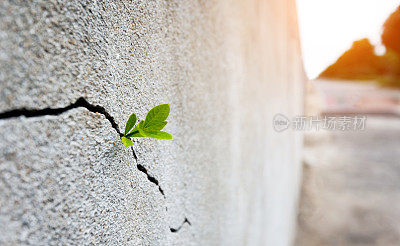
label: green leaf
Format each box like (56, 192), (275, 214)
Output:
(122, 104), (172, 141)
(127, 131), (146, 137)
(138, 120), (147, 137)
(141, 130), (173, 140)
(126, 125), (146, 138)
(138, 120), (172, 140)
(121, 136), (134, 147)
(124, 113), (137, 135)
(146, 121), (167, 131)
(143, 104), (170, 130)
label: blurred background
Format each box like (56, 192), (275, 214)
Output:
(295, 1), (400, 245)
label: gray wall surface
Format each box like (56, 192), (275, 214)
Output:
(0, 0), (304, 245)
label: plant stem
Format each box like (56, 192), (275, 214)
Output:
(126, 130), (139, 138)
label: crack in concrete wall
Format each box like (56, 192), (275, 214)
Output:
(0, 97), (191, 234)
(0, 97), (122, 137)
(132, 148), (165, 198)
(170, 218), (191, 233)
(0, 95), (171, 201)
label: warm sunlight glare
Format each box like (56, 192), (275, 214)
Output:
(296, 0), (399, 79)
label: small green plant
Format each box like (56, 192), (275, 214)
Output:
(121, 104), (173, 147)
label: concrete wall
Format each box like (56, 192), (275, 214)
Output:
(0, 0), (304, 245)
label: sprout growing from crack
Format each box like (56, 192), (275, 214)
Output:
(121, 104), (173, 147)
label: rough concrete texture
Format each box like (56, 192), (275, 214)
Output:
(0, 0), (304, 245)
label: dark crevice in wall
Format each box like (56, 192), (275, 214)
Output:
(131, 147), (165, 198)
(0, 97), (165, 199)
(129, 150), (191, 234)
(170, 218), (191, 233)
(0, 98), (191, 232)
(0, 97), (122, 137)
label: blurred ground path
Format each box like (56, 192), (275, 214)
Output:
(295, 116), (400, 246)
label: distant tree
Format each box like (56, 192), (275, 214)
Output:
(318, 6), (400, 88)
(382, 6), (400, 54)
(319, 39), (380, 80)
